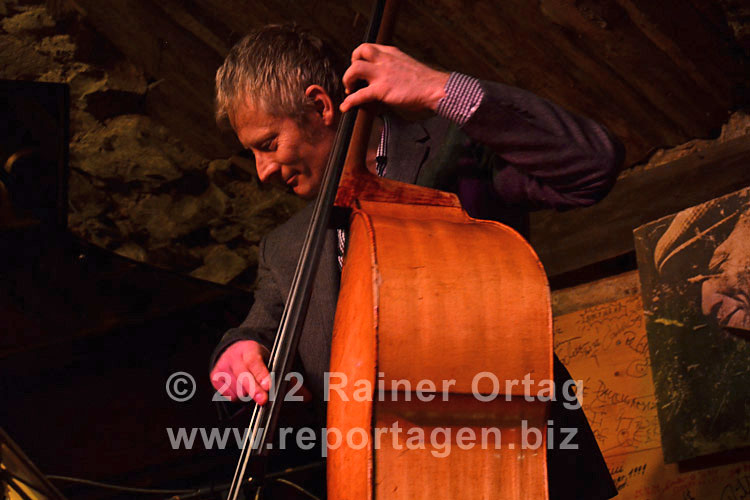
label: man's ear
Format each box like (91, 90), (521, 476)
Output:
(305, 85), (336, 127)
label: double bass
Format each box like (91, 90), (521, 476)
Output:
(226, 1), (553, 498)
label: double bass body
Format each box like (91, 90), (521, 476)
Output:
(327, 177), (553, 499)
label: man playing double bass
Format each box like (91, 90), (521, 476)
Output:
(209, 24), (622, 499)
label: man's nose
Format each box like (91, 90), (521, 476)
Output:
(255, 154), (281, 184)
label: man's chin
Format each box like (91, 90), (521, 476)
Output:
(292, 180), (324, 200)
(292, 184), (315, 200)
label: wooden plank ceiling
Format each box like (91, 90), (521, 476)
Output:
(64, 0), (748, 167)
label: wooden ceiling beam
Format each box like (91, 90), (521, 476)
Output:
(529, 134), (750, 277)
(68, 0), (747, 164)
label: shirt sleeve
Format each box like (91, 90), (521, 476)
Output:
(435, 72), (485, 126)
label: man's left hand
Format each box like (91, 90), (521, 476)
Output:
(340, 43), (449, 114)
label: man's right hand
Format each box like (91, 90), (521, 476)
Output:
(339, 43), (449, 115)
(211, 340), (271, 405)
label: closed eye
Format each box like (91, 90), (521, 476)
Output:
(708, 250), (729, 273)
(256, 137), (277, 152)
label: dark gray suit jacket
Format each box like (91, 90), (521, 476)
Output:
(212, 80), (622, 499)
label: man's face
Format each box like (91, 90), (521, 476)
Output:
(701, 212), (750, 332)
(230, 99), (336, 199)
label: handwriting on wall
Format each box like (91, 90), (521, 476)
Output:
(553, 277), (750, 499)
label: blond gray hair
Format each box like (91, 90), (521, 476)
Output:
(215, 24), (344, 125)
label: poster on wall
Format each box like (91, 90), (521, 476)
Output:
(633, 186), (750, 463)
(553, 272), (750, 499)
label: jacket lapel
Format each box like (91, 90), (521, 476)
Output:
(385, 115), (431, 184)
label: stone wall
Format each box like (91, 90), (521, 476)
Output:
(0, 0), (304, 289)
(623, 111), (750, 178)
